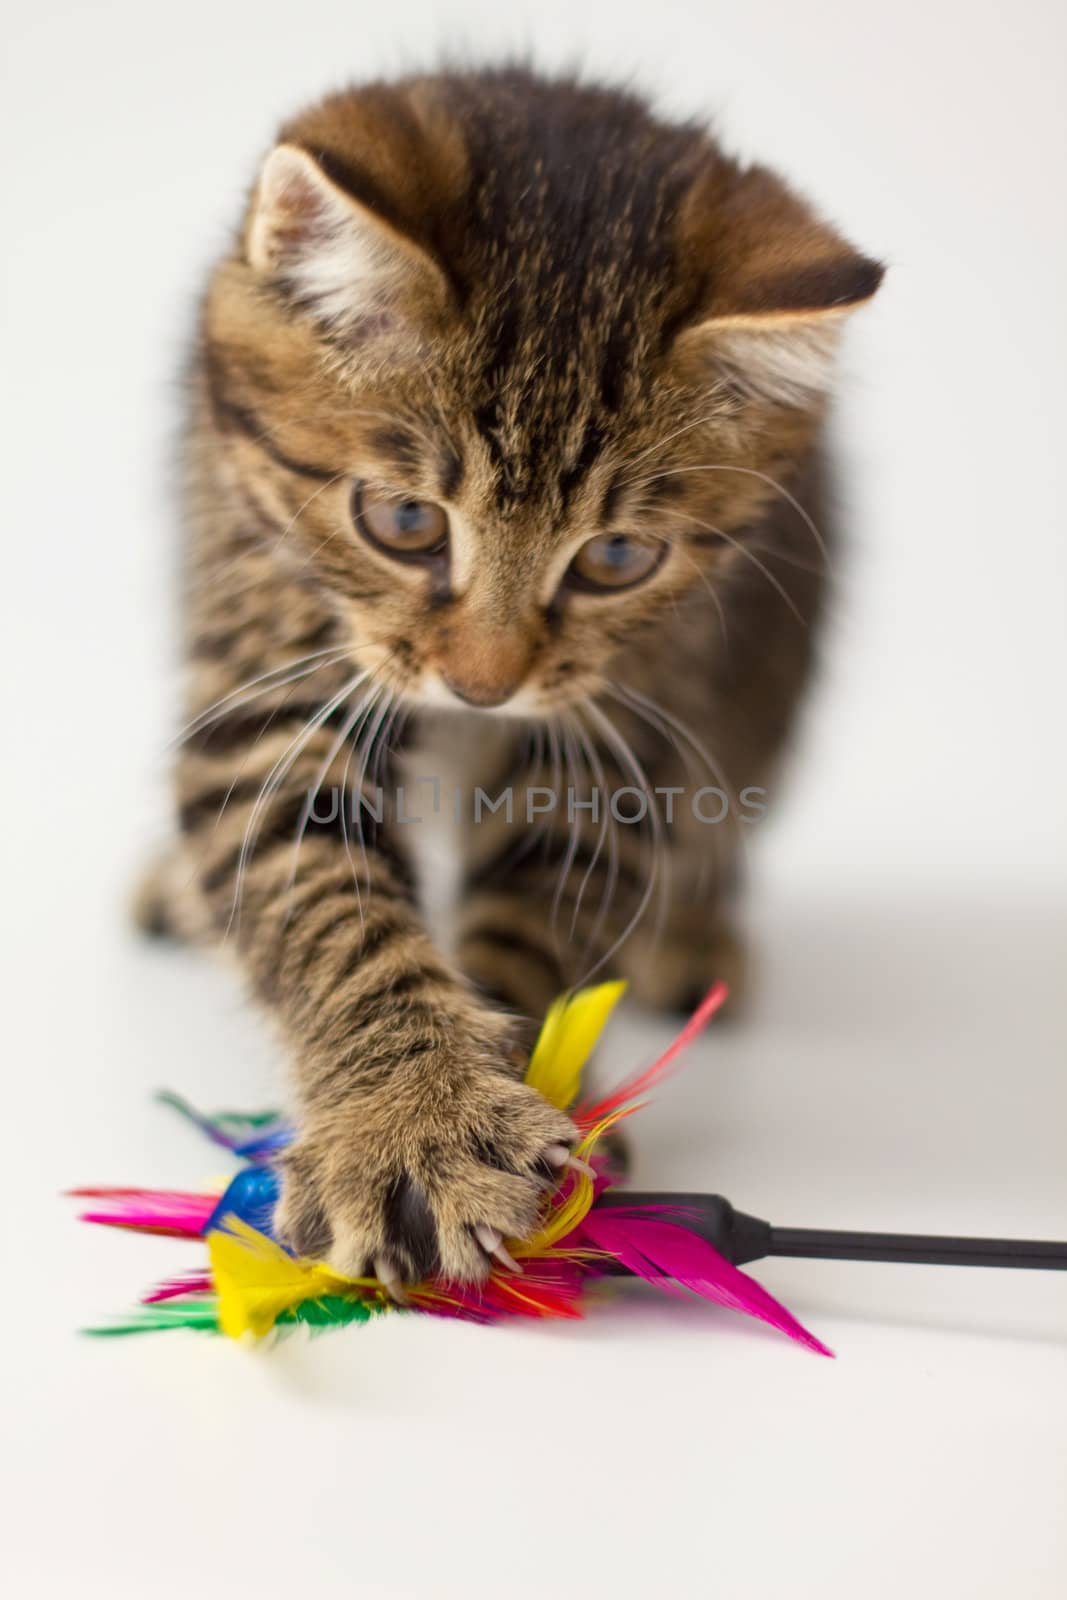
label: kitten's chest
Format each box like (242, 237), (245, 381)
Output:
(394, 712), (516, 948)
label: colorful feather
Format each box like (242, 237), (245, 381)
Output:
(155, 1091), (283, 1148)
(208, 1217), (386, 1339)
(70, 1186), (222, 1238)
(524, 980), (627, 1109)
(142, 1270), (215, 1305)
(578, 1207), (833, 1357)
(73, 981), (831, 1357)
(85, 1296), (223, 1336)
(575, 980), (728, 1128)
(155, 1091), (291, 1160)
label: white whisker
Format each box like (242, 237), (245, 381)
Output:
(622, 461), (831, 569)
(570, 707), (619, 953)
(578, 698), (667, 983)
(607, 681), (741, 887)
(617, 410), (730, 482)
(171, 646), (352, 749)
(279, 671), (392, 917)
(225, 670), (369, 936)
(550, 716), (586, 943)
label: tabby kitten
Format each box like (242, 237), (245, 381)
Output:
(146, 68), (882, 1293)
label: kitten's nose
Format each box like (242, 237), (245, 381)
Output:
(436, 625), (531, 708)
(440, 672), (518, 709)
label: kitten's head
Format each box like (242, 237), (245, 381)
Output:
(203, 69), (882, 713)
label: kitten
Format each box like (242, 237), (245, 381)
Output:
(142, 67), (882, 1293)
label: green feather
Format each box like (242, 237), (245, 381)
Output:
(84, 1292), (392, 1340)
(155, 1090), (283, 1144)
(278, 1295), (387, 1329)
(83, 1296), (222, 1336)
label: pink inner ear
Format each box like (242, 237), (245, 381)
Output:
(253, 147), (344, 266)
(248, 144), (451, 334)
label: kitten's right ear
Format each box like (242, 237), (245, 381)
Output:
(246, 144), (451, 331)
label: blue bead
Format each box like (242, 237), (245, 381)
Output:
(203, 1164), (281, 1239)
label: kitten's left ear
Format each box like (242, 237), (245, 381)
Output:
(246, 143), (452, 332)
(674, 163), (885, 404)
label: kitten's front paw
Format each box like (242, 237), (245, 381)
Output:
(275, 1057), (578, 1294)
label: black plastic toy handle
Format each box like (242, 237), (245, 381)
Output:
(593, 1191), (1067, 1271)
(768, 1226), (1067, 1271)
(593, 1191), (772, 1266)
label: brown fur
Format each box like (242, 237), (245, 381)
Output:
(147, 67), (882, 1285)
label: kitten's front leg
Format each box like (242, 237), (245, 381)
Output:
(454, 715), (746, 1021)
(453, 737), (637, 1022)
(176, 707), (576, 1289)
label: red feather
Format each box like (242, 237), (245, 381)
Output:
(576, 981), (728, 1129)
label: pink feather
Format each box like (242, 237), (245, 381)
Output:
(141, 1271), (215, 1304)
(69, 1187), (220, 1238)
(579, 1208), (833, 1357)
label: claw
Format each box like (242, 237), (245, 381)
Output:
(565, 1154), (597, 1180)
(473, 1223), (523, 1274)
(373, 1255), (411, 1306)
(550, 1145), (601, 1184)
(546, 1144), (596, 1180)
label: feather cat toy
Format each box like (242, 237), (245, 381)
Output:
(72, 983), (1066, 1353)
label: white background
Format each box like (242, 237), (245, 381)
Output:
(2, 2), (1065, 1596)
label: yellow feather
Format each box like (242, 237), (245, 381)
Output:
(514, 1168), (595, 1254)
(523, 980), (626, 1109)
(209, 1217), (377, 1339)
(511, 1105), (637, 1259)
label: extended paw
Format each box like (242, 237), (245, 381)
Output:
(275, 1066), (580, 1291)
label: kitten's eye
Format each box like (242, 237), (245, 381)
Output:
(567, 533), (665, 592)
(352, 483), (448, 559)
